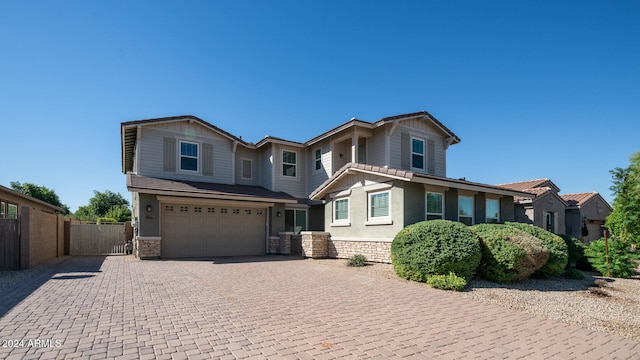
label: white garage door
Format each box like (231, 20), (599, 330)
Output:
(161, 203), (267, 258)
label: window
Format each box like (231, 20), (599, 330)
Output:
(369, 191), (390, 220)
(0, 201), (4, 218)
(545, 212), (555, 232)
(282, 150), (297, 177)
(486, 199), (500, 224)
(314, 149), (322, 171)
(180, 141), (199, 172)
(7, 204), (17, 219)
(458, 196), (473, 226)
(411, 137), (425, 169)
(333, 198), (349, 224)
(285, 209), (307, 234)
(242, 159), (252, 179)
(357, 138), (367, 164)
(426, 193), (444, 220)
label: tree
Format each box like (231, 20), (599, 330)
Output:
(605, 151), (640, 245)
(10, 181), (70, 214)
(73, 190), (131, 222)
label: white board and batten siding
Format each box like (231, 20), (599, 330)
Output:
(137, 125), (234, 184)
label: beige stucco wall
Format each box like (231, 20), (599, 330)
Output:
(324, 179), (404, 241)
(20, 207), (62, 269)
(531, 192), (566, 234)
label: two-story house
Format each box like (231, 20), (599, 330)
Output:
(121, 111), (533, 261)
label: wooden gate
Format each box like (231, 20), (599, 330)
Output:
(0, 218), (20, 270)
(70, 223), (126, 255)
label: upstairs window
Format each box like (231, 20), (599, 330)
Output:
(180, 141), (199, 172)
(411, 137), (425, 170)
(357, 138), (367, 164)
(458, 196), (474, 226)
(426, 193), (444, 220)
(315, 149), (322, 171)
(282, 150), (297, 177)
(486, 199), (500, 224)
(242, 159), (252, 179)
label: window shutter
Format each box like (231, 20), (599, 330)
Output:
(163, 137), (176, 172)
(400, 132), (410, 170)
(202, 143), (214, 176)
(427, 139), (435, 174)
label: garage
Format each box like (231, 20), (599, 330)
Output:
(161, 202), (267, 258)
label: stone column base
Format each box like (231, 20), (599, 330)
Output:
(136, 236), (161, 259)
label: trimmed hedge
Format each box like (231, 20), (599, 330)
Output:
(391, 220), (482, 282)
(471, 224), (549, 283)
(558, 234), (585, 269)
(505, 222), (568, 277)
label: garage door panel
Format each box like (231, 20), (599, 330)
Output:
(161, 203), (266, 258)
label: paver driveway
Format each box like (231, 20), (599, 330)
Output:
(0, 255), (638, 359)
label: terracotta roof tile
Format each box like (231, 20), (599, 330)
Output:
(496, 178), (557, 192)
(560, 192), (599, 207)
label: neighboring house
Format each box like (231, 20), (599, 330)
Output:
(121, 111), (533, 260)
(0, 184), (66, 269)
(0, 184), (64, 218)
(498, 179), (612, 243)
(497, 179), (568, 234)
(561, 192), (612, 243)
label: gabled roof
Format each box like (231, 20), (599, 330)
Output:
(310, 163), (534, 200)
(121, 115), (252, 174)
(561, 192), (613, 211)
(305, 111), (461, 147)
(496, 178), (561, 193)
(0, 184), (66, 213)
(255, 136), (305, 148)
(127, 174), (298, 204)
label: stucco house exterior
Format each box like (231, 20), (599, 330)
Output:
(497, 179), (568, 234)
(498, 179), (612, 243)
(121, 111), (533, 261)
(561, 192), (612, 243)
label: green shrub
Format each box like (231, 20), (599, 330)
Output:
(96, 217), (118, 224)
(427, 272), (468, 291)
(347, 254), (367, 267)
(562, 268), (586, 280)
(471, 224), (549, 283)
(505, 222), (568, 277)
(558, 234), (586, 269)
(585, 238), (640, 278)
(391, 220), (482, 282)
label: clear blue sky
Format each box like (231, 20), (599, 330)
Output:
(1, 0), (638, 212)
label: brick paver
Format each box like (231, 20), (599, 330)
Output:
(0, 255), (638, 359)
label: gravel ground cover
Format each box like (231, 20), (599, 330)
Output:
(311, 258), (640, 342)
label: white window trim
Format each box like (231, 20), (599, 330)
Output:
(314, 148), (322, 172)
(426, 192), (444, 220)
(458, 195), (474, 225)
(411, 136), (425, 171)
(281, 149), (298, 179)
(241, 158), (253, 180)
(178, 140), (201, 173)
(366, 190), (392, 225)
(332, 197), (350, 226)
(486, 198), (500, 223)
